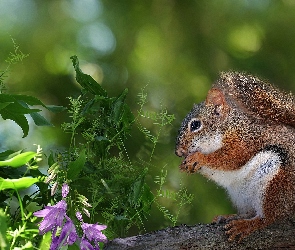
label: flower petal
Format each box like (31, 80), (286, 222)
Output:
(63, 219), (78, 245)
(93, 224), (107, 231)
(38, 215), (56, 234)
(76, 211), (83, 222)
(81, 223), (107, 243)
(49, 236), (59, 250)
(80, 238), (95, 250)
(52, 200), (67, 210)
(34, 200), (68, 235)
(33, 207), (51, 218)
(62, 183), (69, 198)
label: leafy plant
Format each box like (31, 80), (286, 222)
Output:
(43, 55), (192, 240)
(136, 86), (175, 162)
(0, 39), (64, 137)
(48, 55), (153, 238)
(0, 38), (29, 93)
(0, 146), (47, 249)
(1, 49), (194, 249)
(154, 167), (194, 226)
(0, 41), (63, 249)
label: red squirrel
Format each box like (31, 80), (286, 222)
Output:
(175, 72), (295, 242)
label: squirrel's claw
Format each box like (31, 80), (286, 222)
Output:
(179, 154), (200, 173)
(224, 216), (264, 243)
(224, 221), (245, 243)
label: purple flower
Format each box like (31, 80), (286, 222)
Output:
(76, 211), (83, 222)
(81, 222), (107, 243)
(34, 183), (107, 250)
(50, 217), (78, 250)
(49, 235), (60, 250)
(80, 238), (97, 250)
(76, 211), (107, 249)
(33, 200), (67, 234)
(65, 219), (78, 245)
(62, 183), (69, 198)
(59, 217), (78, 245)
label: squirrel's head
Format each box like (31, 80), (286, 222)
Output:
(175, 88), (230, 171)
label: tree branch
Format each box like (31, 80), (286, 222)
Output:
(104, 219), (295, 249)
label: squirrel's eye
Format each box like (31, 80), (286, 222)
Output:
(189, 119), (202, 132)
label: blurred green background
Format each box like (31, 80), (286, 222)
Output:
(1, 0), (295, 235)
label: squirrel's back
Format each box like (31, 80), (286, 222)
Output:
(214, 72), (295, 128)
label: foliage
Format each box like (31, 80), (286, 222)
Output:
(0, 39), (64, 137)
(154, 167), (194, 227)
(0, 42), (59, 249)
(0, 146), (46, 249)
(44, 55), (192, 240)
(4, 0), (295, 227)
(136, 86), (175, 161)
(0, 38), (28, 93)
(1, 47), (193, 248)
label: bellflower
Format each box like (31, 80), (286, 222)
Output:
(80, 238), (96, 250)
(34, 183), (79, 249)
(33, 199), (67, 234)
(34, 183), (70, 234)
(81, 223), (107, 244)
(76, 211), (107, 249)
(50, 216), (78, 250)
(62, 183), (69, 198)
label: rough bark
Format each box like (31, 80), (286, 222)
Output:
(104, 219), (295, 249)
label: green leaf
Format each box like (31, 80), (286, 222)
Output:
(2, 102), (40, 114)
(67, 149), (86, 180)
(68, 243), (80, 250)
(19, 101), (53, 126)
(70, 55), (107, 96)
(5, 94), (64, 113)
(0, 151), (36, 167)
(20, 242), (34, 249)
(141, 183), (154, 213)
(0, 94), (64, 137)
(0, 177), (40, 190)
(0, 209), (8, 250)
(0, 109), (29, 137)
(45, 105), (66, 113)
(47, 152), (55, 167)
(129, 177), (145, 205)
(0, 96), (40, 137)
(39, 231), (52, 250)
(0, 102), (12, 110)
(0, 150), (17, 161)
(111, 88), (128, 125)
(0, 94), (17, 103)
(29, 112), (52, 126)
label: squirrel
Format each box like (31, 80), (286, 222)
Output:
(175, 71), (295, 242)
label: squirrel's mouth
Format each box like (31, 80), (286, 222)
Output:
(179, 154), (200, 173)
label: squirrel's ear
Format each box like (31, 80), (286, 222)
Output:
(206, 88), (228, 116)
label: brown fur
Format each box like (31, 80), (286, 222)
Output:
(175, 72), (295, 242)
(179, 130), (259, 172)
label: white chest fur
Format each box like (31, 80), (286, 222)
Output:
(199, 151), (281, 216)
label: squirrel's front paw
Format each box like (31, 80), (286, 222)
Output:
(179, 154), (200, 173)
(179, 160), (198, 173)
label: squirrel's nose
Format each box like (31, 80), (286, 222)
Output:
(175, 147), (187, 157)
